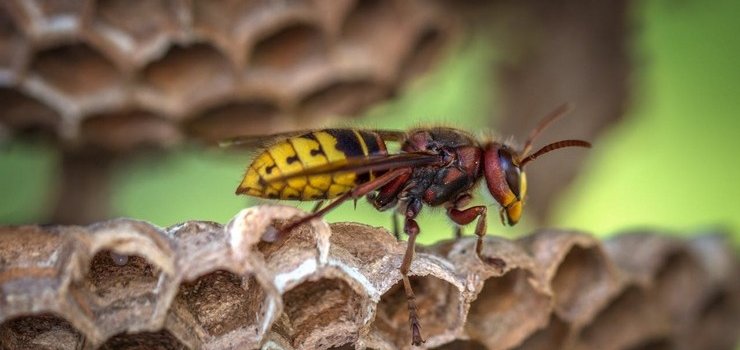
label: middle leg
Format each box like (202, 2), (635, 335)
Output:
(447, 204), (505, 268)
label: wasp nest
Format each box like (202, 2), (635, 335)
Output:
(1, 205), (738, 349)
(0, 0), (456, 148)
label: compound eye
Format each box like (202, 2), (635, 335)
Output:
(498, 149), (521, 199)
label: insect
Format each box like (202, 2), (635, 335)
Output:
(227, 104), (590, 345)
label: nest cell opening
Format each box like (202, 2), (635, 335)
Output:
(466, 268), (550, 349)
(81, 110), (179, 152)
(341, 0), (399, 48)
(98, 329), (187, 350)
(69, 249), (167, 335)
(281, 277), (366, 348)
(0, 313), (84, 349)
(652, 251), (704, 319)
(550, 245), (611, 322)
(0, 88), (61, 138)
(84, 250), (159, 300)
(299, 79), (388, 119)
(250, 23), (328, 73)
(184, 100), (281, 143)
(30, 44), (122, 99)
(177, 270), (268, 338)
(578, 286), (667, 350)
(512, 315), (569, 350)
(140, 44), (235, 110)
(374, 275), (462, 347)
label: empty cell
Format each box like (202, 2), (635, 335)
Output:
(250, 23), (328, 72)
(550, 245), (612, 323)
(466, 269), (551, 350)
(282, 278), (366, 348)
(30, 44), (122, 99)
(177, 270), (268, 338)
(140, 44), (236, 114)
(0, 313), (85, 350)
(576, 286), (669, 350)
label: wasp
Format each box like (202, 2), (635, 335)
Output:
(226, 104), (590, 345)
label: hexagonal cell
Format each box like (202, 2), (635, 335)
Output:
(550, 245), (615, 324)
(0, 313), (85, 350)
(398, 26), (447, 85)
(80, 110), (180, 152)
(575, 286), (670, 350)
(466, 268), (551, 350)
(68, 249), (172, 339)
(341, 0), (402, 49)
(512, 315), (569, 350)
(0, 6), (29, 82)
(298, 79), (388, 119)
(90, 0), (182, 68)
(184, 100), (283, 143)
(14, 0), (87, 38)
(250, 23), (328, 73)
(138, 43), (237, 117)
(98, 329), (187, 350)
(0, 88), (60, 137)
(173, 270), (270, 348)
(0, 226), (74, 318)
(679, 287), (740, 350)
(28, 43), (123, 102)
(651, 250), (706, 322)
(280, 277), (366, 349)
(373, 275), (462, 348)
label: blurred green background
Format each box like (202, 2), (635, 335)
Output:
(1, 0), (739, 246)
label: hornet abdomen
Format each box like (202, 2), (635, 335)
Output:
(237, 129), (387, 200)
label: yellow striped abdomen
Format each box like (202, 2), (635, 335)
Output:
(236, 129), (387, 200)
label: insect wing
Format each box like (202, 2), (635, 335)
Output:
(219, 129), (408, 149)
(261, 152), (440, 185)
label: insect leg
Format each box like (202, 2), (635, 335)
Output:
(392, 212), (401, 240)
(400, 198), (425, 346)
(272, 167), (413, 240)
(448, 193), (473, 240)
(311, 200), (325, 213)
(447, 205), (505, 268)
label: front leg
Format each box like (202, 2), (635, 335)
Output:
(447, 205), (505, 268)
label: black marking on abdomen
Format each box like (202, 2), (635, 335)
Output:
(327, 129), (371, 184)
(265, 164), (276, 174)
(327, 129), (366, 157)
(359, 131), (383, 156)
(286, 154), (300, 164)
